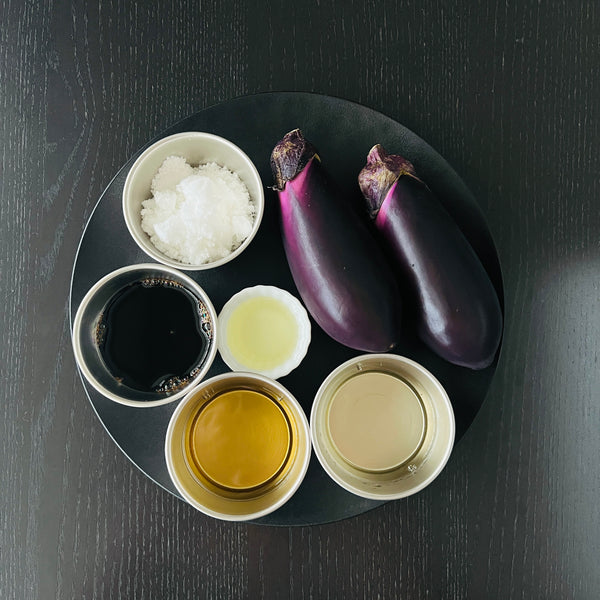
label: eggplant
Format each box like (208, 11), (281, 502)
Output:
(358, 145), (502, 369)
(270, 130), (402, 352)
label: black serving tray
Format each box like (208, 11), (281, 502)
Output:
(69, 92), (503, 526)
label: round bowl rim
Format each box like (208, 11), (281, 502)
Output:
(217, 285), (312, 380)
(310, 353), (456, 500)
(122, 131), (265, 271)
(165, 371), (312, 520)
(71, 263), (218, 408)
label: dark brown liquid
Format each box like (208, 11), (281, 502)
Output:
(97, 279), (211, 394)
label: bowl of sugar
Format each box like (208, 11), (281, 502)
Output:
(122, 132), (265, 270)
(310, 354), (455, 500)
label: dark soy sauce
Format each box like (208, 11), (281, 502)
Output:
(97, 279), (210, 394)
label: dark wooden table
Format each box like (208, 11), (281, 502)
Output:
(2, 1), (599, 598)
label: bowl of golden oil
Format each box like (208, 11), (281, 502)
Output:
(165, 372), (311, 520)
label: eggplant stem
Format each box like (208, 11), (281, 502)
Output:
(270, 128), (319, 191)
(359, 144), (426, 218)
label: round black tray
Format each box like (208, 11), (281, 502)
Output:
(69, 92), (503, 526)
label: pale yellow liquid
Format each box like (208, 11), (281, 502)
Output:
(226, 296), (298, 371)
(327, 371), (426, 472)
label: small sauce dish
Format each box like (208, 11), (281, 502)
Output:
(217, 285), (311, 380)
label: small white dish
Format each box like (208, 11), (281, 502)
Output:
(122, 131), (265, 270)
(217, 285), (311, 380)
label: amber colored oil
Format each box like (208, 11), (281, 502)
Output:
(184, 387), (297, 497)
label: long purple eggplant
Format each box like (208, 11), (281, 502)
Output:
(270, 130), (402, 352)
(358, 145), (503, 369)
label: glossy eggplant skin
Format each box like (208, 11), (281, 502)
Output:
(271, 130), (402, 352)
(359, 145), (502, 369)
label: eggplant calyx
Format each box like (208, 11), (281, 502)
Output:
(359, 144), (425, 218)
(270, 128), (320, 191)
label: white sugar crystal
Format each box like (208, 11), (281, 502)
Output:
(141, 157), (255, 265)
(150, 156), (195, 194)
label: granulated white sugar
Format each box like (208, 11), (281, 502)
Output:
(141, 156), (255, 265)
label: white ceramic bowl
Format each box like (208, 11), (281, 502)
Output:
(165, 372), (311, 521)
(122, 131), (264, 270)
(217, 285), (311, 379)
(71, 263), (218, 407)
(310, 354), (455, 500)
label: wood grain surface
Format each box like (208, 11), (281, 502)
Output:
(1, 0), (598, 598)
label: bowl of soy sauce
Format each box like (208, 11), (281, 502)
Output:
(72, 264), (218, 407)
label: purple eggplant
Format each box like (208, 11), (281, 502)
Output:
(358, 145), (502, 369)
(270, 130), (402, 352)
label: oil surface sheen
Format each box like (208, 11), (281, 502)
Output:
(327, 371), (426, 471)
(225, 296), (298, 371)
(188, 389), (292, 490)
